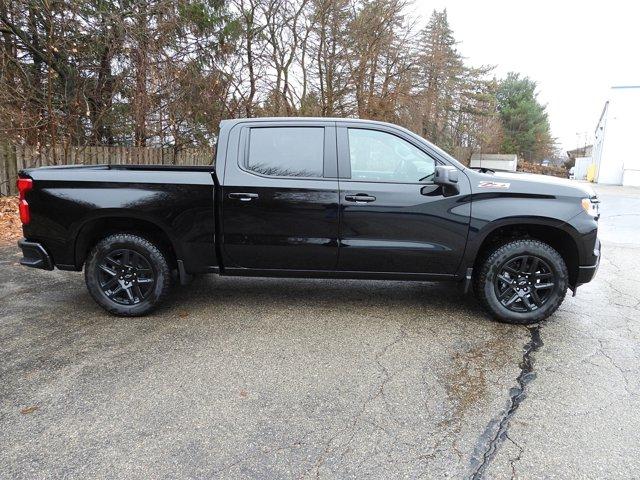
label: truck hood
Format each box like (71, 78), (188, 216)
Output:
(488, 171), (596, 198)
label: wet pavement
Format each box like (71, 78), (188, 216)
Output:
(1, 184), (639, 479)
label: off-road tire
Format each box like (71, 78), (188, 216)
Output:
(85, 233), (171, 316)
(474, 239), (569, 324)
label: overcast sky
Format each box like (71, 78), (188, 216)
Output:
(413, 0), (640, 153)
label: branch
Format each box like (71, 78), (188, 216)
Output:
(0, 10), (75, 96)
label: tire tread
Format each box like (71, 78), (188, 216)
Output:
(474, 239), (568, 324)
(84, 233), (171, 316)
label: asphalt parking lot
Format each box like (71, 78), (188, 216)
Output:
(1, 183), (639, 479)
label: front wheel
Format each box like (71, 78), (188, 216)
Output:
(474, 239), (569, 324)
(85, 233), (171, 316)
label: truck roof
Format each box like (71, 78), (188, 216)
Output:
(219, 117), (465, 169)
(220, 116), (399, 127)
(220, 117), (465, 170)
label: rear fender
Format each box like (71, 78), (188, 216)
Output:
(71, 210), (183, 269)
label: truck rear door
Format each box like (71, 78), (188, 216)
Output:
(221, 121), (339, 271)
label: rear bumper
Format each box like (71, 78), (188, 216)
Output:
(576, 238), (601, 285)
(18, 239), (54, 270)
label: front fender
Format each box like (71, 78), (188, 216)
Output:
(465, 216), (581, 261)
(458, 191), (586, 278)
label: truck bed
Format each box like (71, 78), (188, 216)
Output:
(19, 163), (218, 274)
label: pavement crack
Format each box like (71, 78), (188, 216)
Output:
(306, 320), (409, 478)
(505, 433), (524, 480)
(595, 339), (637, 396)
(468, 324), (543, 480)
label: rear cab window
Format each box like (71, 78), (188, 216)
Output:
(246, 127), (325, 178)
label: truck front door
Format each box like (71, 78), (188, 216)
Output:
(336, 124), (471, 275)
(221, 121), (340, 271)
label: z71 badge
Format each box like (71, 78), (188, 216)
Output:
(478, 181), (510, 189)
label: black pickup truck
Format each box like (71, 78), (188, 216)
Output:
(17, 118), (600, 324)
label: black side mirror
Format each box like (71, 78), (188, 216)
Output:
(433, 165), (460, 196)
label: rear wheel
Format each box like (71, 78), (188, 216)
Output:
(85, 233), (171, 316)
(474, 239), (568, 324)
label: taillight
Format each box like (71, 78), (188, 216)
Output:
(17, 178), (33, 225)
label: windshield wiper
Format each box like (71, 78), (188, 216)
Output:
(469, 166), (495, 174)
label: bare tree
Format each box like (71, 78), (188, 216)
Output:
(0, 1), (552, 164)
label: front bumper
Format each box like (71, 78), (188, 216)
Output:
(576, 238), (601, 285)
(18, 239), (54, 270)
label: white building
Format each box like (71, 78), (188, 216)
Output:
(574, 156), (593, 181)
(592, 86), (640, 186)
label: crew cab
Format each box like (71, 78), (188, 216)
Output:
(17, 118), (601, 324)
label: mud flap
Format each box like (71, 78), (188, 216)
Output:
(177, 259), (194, 286)
(463, 267), (473, 294)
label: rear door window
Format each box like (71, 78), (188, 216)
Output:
(246, 127), (325, 178)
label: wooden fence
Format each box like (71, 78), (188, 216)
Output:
(0, 144), (214, 195)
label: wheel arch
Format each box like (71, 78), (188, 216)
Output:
(466, 218), (581, 287)
(73, 213), (181, 270)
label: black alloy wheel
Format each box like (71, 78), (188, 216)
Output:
(474, 239), (569, 324)
(493, 255), (555, 313)
(97, 249), (156, 305)
(85, 233), (171, 316)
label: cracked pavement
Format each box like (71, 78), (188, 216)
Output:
(1, 184), (639, 479)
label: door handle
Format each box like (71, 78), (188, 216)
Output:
(345, 193), (376, 203)
(228, 192), (259, 202)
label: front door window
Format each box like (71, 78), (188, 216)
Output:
(348, 128), (436, 183)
